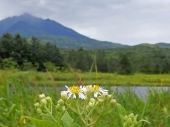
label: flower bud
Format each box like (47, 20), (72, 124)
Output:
(55, 104), (61, 110)
(62, 106), (66, 112)
(90, 98), (95, 103)
(39, 94), (46, 99)
(110, 99), (117, 105)
(123, 122), (127, 127)
(129, 113), (134, 119)
(58, 99), (64, 105)
(34, 102), (40, 108)
(46, 96), (52, 102)
(37, 108), (42, 115)
(88, 102), (94, 107)
(40, 98), (47, 106)
(127, 118), (132, 124)
(61, 91), (67, 100)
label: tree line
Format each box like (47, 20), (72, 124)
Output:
(0, 33), (170, 74)
(0, 33), (63, 71)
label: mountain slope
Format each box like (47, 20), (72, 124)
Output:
(0, 13), (128, 49)
(37, 34), (128, 49)
(7, 21), (47, 36)
(155, 42), (170, 48)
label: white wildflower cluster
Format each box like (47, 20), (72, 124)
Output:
(32, 86), (149, 127)
(61, 85), (108, 100)
(60, 85), (117, 124)
(34, 94), (52, 115)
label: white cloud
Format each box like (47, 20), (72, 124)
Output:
(0, 0), (170, 45)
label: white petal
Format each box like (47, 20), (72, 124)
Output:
(73, 94), (76, 99)
(68, 92), (72, 98)
(79, 93), (86, 99)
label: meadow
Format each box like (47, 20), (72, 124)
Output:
(0, 70), (170, 126)
(2, 70), (170, 86)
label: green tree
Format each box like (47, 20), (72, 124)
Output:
(75, 47), (92, 71)
(116, 54), (133, 74)
(66, 49), (77, 69)
(161, 59), (170, 74)
(11, 33), (29, 67)
(96, 50), (108, 72)
(139, 58), (153, 74)
(0, 33), (14, 58)
(44, 42), (63, 67)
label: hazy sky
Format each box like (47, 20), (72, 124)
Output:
(0, 0), (170, 45)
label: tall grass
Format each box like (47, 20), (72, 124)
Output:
(0, 70), (170, 126)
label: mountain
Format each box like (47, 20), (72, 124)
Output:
(0, 13), (128, 49)
(155, 42), (170, 48)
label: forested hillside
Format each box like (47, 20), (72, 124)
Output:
(63, 45), (170, 74)
(0, 33), (170, 74)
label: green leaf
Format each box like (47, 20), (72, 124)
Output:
(26, 117), (58, 127)
(61, 111), (73, 127)
(71, 123), (81, 127)
(6, 104), (16, 118)
(96, 120), (109, 127)
(116, 103), (127, 116)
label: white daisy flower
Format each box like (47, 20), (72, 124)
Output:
(92, 85), (108, 98)
(81, 85), (93, 94)
(65, 85), (86, 99)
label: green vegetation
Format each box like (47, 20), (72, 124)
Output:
(0, 70), (170, 126)
(0, 33), (63, 71)
(1, 33), (170, 74)
(1, 70), (170, 86)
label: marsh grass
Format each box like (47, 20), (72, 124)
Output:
(0, 70), (170, 126)
(1, 70), (170, 86)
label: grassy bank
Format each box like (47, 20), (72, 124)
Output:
(1, 70), (170, 86)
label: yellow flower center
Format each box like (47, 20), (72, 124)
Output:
(69, 86), (81, 94)
(92, 85), (100, 92)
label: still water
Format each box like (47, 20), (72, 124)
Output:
(112, 86), (169, 98)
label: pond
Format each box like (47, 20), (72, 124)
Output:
(112, 86), (169, 99)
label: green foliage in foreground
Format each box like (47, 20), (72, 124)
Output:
(0, 71), (170, 126)
(27, 91), (148, 127)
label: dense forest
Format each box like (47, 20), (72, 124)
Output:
(0, 33), (170, 74)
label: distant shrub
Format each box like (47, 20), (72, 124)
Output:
(0, 58), (18, 69)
